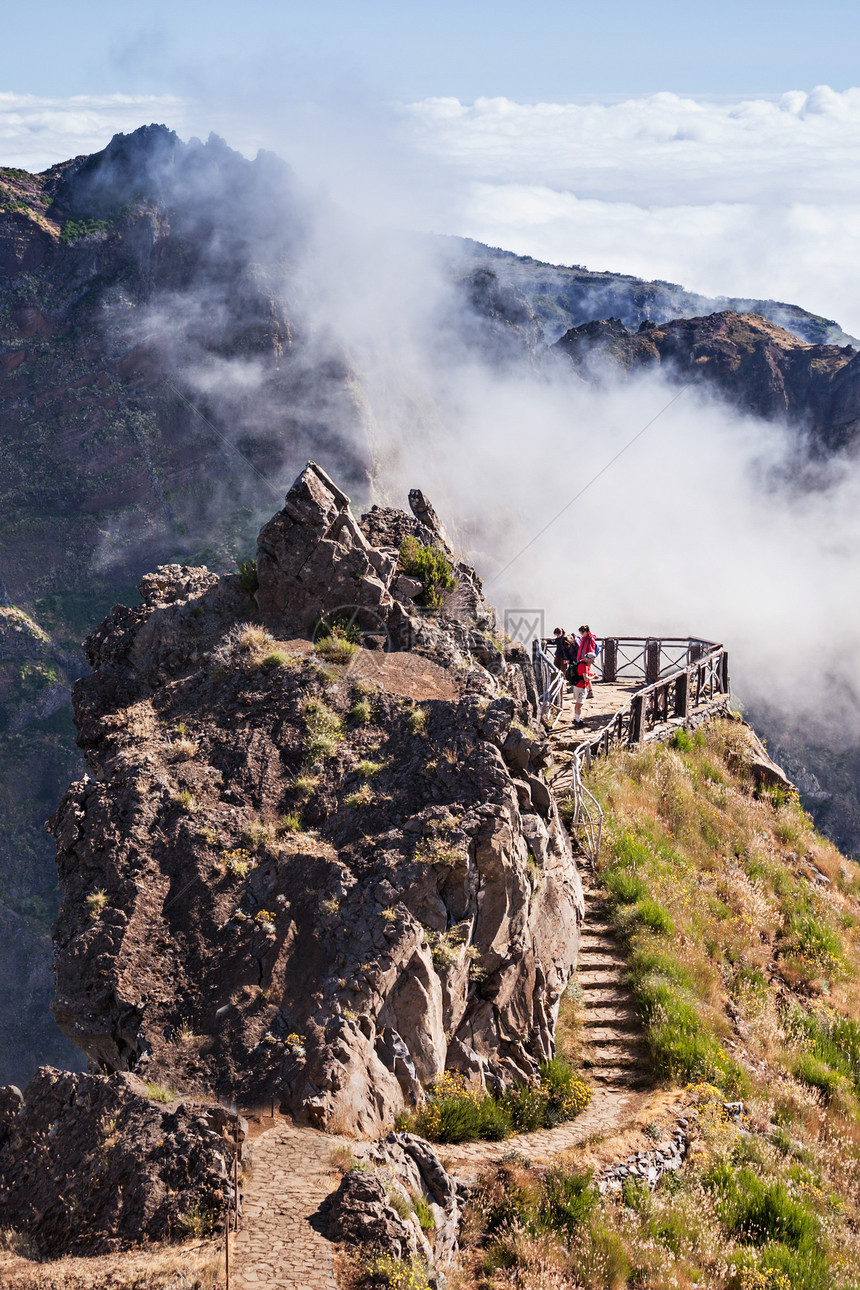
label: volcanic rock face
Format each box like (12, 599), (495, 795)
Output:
(0, 1066), (243, 1257)
(49, 465), (583, 1135)
(555, 310), (860, 449)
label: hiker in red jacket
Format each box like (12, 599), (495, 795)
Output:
(572, 624), (598, 726)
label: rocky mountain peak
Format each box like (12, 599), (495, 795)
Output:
(47, 464), (583, 1136)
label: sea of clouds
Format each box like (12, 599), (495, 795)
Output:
(3, 84), (860, 334)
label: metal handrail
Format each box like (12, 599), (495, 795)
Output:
(532, 639), (565, 729)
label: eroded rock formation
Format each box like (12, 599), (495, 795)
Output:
(555, 310), (860, 449)
(0, 1067), (244, 1256)
(48, 464), (583, 1135)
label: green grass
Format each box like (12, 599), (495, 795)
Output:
(410, 1060), (590, 1144)
(357, 758), (384, 778)
(407, 705), (427, 735)
(303, 698), (344, 760)
(398, 535), (456, 609)
(349, 698), (373, 725)
(314, 634), (357, 664)
(145, 1082), (174, 1103)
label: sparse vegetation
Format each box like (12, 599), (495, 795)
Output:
(236, 557), (259, 595)
(174, 787), (198, 812)
(398, 535), (456, 609)
(221, 847), (256, 879)
(406, 705), (427, 735)
(357, 758), (385, 778)
(303, 697), (344, 760)
(144, 1082), (174, 1103)
(349, 697), (374, 725)
(314, 631), (357, 664)
(212, 623), (278, 669)
(85, 888), (109, 917)
(176, 1199), (222, 1238)
(262, 649), (290, 668)
(290, 772), (319, 799)
(344, 785), (373, 808)
(241, 818), (277, 851)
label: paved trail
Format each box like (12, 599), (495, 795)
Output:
(232, 1119), (345, 1290)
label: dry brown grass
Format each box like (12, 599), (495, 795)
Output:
(0, 1239), (221, 1289)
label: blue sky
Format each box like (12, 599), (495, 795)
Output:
(5, 0), (860, 99)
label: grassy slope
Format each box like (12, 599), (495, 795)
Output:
(456, 720), (860, 1290)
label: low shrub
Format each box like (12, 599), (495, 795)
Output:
(398, 536), (456, 609)
(303, 698), (344, 760)
(236, 558), (258, 595)
(416, 1060), (589, 1144)
(364, 1253), (431, 1290)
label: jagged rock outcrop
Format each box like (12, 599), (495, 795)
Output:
(555, 310), (860, 449)
(328, 1132), (463, 1282)
(48, 465), (583, 1135)
(0, 1066), (244, 1256)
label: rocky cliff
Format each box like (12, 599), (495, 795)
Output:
(555, 310), (860, 450)
(47, 464), (583, 1134)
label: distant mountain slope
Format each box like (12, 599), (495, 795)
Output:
(450, 237), (860, 348)
(554, 311), (860, 450)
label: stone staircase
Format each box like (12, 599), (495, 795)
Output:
(576, 875), (653, 1089)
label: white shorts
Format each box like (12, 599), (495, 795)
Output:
(571, 683), (590, 705)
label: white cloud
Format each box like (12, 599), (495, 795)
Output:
(0, 92), (193, 171)
(5, 84), (860, 334)
(400, 88), (860, 334)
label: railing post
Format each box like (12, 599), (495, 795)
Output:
(645, 638), (660, 684)
(601, 637), (618, 683)
(630, 693), (645, 744)
(674, 670), (690, 718)
(720, 651), (730, 696)
(687, 639), (704, 665)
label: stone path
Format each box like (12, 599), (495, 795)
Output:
(232, 1119), (345, 1290)
(576, 879), (653, 1089)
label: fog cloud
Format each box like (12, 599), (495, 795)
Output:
(401, 88), (860, 334)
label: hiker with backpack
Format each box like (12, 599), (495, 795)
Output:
(548, 627), (576, 678)
(571, 624), (599, 726)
